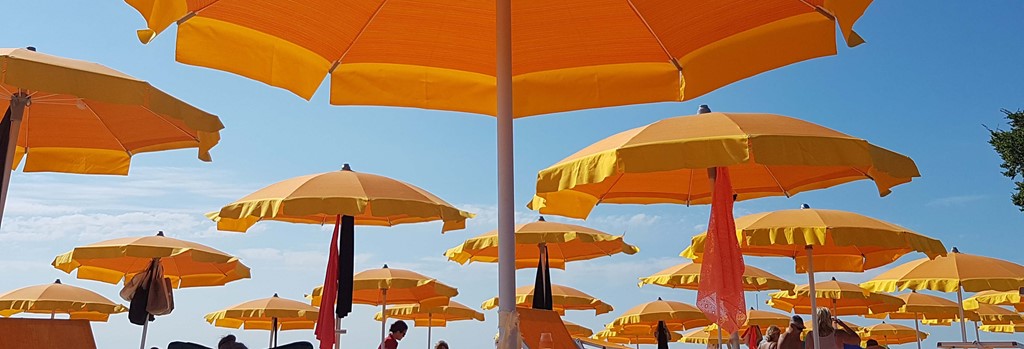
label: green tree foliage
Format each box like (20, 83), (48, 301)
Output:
(988, 109), (1024, 211)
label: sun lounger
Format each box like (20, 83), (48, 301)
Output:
(937, 342), (1024, 349)
(167, 341), (314, 349)
(516, 307), (581, 349)
(0, 318), (96, 349)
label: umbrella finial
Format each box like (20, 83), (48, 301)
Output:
(273, 293), (279, 297)
(538, 216), (546, 222)
(156, 231), (164, 236)
(54, 279), (61, 284)
(831, 276), (837, 281)
(26, 46), (36, 52)
(657, 297), (663, 301)
(698, 105), (712, 114)
(801, 203), (810, 209)
(382, 264), (389, 269)
(342, 163), (352, 171)
(952, 247), (960, 253)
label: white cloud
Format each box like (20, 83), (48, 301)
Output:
(238, 247), (327, 269)
(0, 211), (215, 243)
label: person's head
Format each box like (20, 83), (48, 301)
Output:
(218, 335), (237, 349)
(866, 339), (879, 347)
(390, 320), (409, 340)
(435, 340), (449, 349)
(765, 325), (781, 340)
(816, 308), (834, 333)
(789, 315), (805, 330)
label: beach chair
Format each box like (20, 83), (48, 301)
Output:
(0, 318), (97, 349)
(516, 307), (581, 349)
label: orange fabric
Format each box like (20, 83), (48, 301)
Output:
(517, 307), (577, 349)
(696, 167), (746, 333)
(0, 318), (96, 349)
(123, 0), (875, 117)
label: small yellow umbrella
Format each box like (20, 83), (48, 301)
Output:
(311, 265), (458, 342)
(530, 113), (919, 219)
(860, 248), (1024, 342)
(705, 309), (791, 332)
(965, 290), (1024, 312)
(864, 292), (966, 349)
(51, 231), (250, 349)
(678, 328), (729, 345)
(205, 294), (319, 348)
(481, 284), (613, 315)
(979, 323), (1024, 334)
(374, 301), (484, 349)
(0, 279), (126, 321)
(0, 48), (223, 227)
(563, 320), (594, 338)
(595, 329), (683, 348)
(607, 298), (710, 334)
(51, 231), (251, 288)
(857, 323), (928, 346)
(921, 304), (1020, 342)
(445, 217), (639, 269)
(768, 278), (905, 316)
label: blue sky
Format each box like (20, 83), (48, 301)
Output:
(2, 1), (1023, 349)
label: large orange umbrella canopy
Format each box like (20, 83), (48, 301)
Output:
(563, 320), (595, 338)
(373, 301), (484, 327)
(205, 294), (319, 331)
(530, 113), (919, 219)
(860, 248), (1024, 293)
(0, 279), (126, 321)
(595, 329), (683, 345)
(768, 278), (905, 316)
(682, 208), (946, 273)
(607, 298), (710, 333)
(444, 217), (639, 269)
(481, 284), (613, 315)
(865, 292), (966, 321)
(309, 266), (458, 308)
(51, 232), (251, 288)
(857, 323), (928, 345)
(639, 262), (794, 291)
(965, 290), (1024, 312)
(0, 48), (222, 174)
(123, 1), (872, 118)
(209, 165), (473, 233)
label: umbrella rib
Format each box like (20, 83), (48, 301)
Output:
(596, 173), (626, 205)
(624, 0), (682, 70)
(329, 0), (392, 72)
(140, 105), (202, 143)
(81, 101), (130, 154)
(762, 165), (791, 197)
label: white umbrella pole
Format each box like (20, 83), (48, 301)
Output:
(381, 288), (389, 344)
(956, 286), (968, 342)
(914, 313), (922, 349)
(0, 93), (28, 229)
(806, 246), (821, 349)
(50, 310), (54, 320)
(335, 318), (342, 349)
(495, 0), (517, 347)
(974, 321), (980, 342)
(718, 329), (724, 349)
(139, 321), (150, 349)
(428, 313), (433, 349)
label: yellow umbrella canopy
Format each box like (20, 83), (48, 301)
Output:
(639, 262), (794, 291)
(705, 309), (791, 332)
(373, 301), (484, 327)
(607, 298), (710, 333)
(530, 113), (919, 219)
(860, 248), (1024, 294)
(964, 290), (1024, 312)
(444, 217), (639, 269)
(979, 323), (1024, 334)
(595, 329), (683, 345)
(51, 231), (251, 288)
(205, 294), (319, 331)
(309, 265), (458, 308)
(210, 165), (473, 233)
(865, 292), (965, 321)
(122, 2), (872, 118)
(678, 328), (730, 345)
(857, 323), (928, 346)
(563, 320), (594, 338)
(949, 304), (1023, 325)
(768, 278), (905, 316)
(0, 279), (126, 321)
(481, 284), (613, 315)
(681, 208), (946, 273)
(0, 47), (223, 174)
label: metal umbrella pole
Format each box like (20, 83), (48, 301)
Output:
(806, 246), (821, 349)
(381, 288), (389, 343)
(956, 286), (968, 342)
(0, 92), (29, 229)
(914, 313), (922, 349)
(495, 0), (518, 347)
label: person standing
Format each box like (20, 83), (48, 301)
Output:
(759, 326), (781, 349)
(379, 320), (409, 349)
(778, 316), (805, 349)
